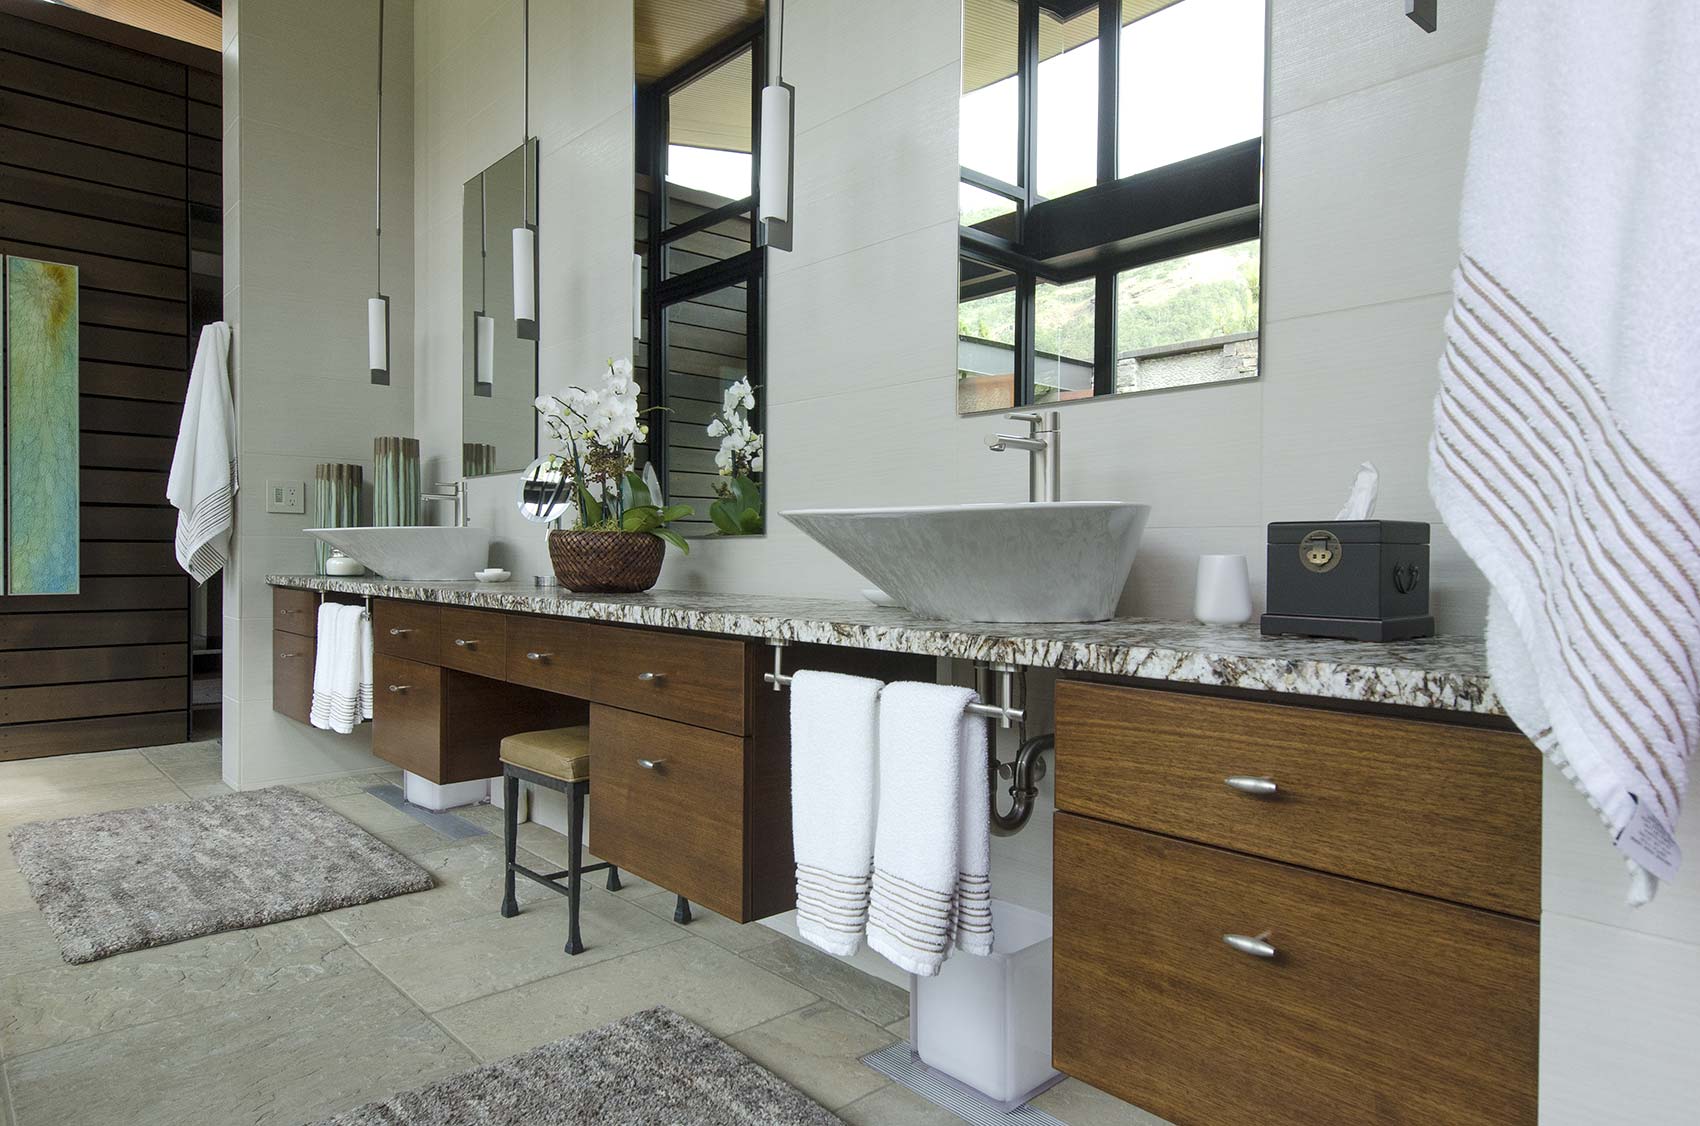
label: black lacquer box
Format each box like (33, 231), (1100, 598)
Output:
(1261, 520), (1435, 642)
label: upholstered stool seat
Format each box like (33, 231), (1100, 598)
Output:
(499, 726), (591, 782)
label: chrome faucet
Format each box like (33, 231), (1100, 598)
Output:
(985, 411), (1062, 503)
(422, 480), (468, 527)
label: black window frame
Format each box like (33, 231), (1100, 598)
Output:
(958, 0), (1267, 409)
(637, 18), (767, 506)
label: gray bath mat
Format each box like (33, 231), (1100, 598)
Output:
(8, 786), (433, 964)
(313, 1007), (843, 1125)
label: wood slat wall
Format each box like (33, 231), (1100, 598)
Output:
(0, 8), (220, 761)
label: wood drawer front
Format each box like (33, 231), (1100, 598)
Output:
(371, 654), (442, 777)
(273, 587), (317, 637)
(1054, 814), (1537, 1126)
(437, 607), (506, 678)
(271, 629), (315, 723)
(506, 617), (748, 734)
(373, 599), (441, 663)
(586, 705), (748, 920)
(1054, 681), (1541, 918)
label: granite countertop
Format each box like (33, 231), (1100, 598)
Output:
(269, 574), (1499, 716)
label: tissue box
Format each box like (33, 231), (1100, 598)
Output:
(1261, 520), (1434, 641)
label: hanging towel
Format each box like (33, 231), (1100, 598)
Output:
(309, 603), (368, 734)
(867, 682), (991, 976)
(789, 669), (883, 956)
(1429, 0), (1700, 904)
(166, 322), (237, 583)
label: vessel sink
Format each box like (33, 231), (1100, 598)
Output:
(304, 526), (491, 581)
(782, 502), (1151, 623)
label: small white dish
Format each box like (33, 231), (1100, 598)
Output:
(474, 568), (512, 583)
(861, 587), (898, 607)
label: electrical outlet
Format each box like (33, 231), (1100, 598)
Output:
(265, 480), (304, 514)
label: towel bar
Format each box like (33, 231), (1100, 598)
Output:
(317, 590), (373, 619)
(761, 638), (1025, 727)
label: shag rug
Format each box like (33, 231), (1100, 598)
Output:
(7, 786), (433, 964)
(313, 1007), (844, 1125)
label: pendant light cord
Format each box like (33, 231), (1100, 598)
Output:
(374, 0), (384, 293)
(775, 0), (784, 82)
(521, 0), (530, 225)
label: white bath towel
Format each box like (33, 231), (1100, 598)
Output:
(1430, 0), (1700, 903)
(868, 682), (992, 976)
(166, 322), (236, 583)
(790, 669), (883, 956)
(309, 603), (368, 734)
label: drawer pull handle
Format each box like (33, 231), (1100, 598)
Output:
(1224, 775), (1277, 796)
(1223, 932), (1277, 958)
(389, 628), (412, 636)
(636, 671), (664, 683)
(278, 652), (299, 659)
(387, 684), (411, 693)
(637, 758), (663, 770)
(525, 651), (551, 661)
(454, 638), (475, 648)
(280, 608), (300, 615)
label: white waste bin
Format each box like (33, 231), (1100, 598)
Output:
(911, 899), (1062, 1110)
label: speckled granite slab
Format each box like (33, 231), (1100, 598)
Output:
(268, 576), (1499, 716)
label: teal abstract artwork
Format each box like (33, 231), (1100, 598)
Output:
(5, 256), (81, 596)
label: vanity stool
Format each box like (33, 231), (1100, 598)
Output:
(498, 725), (623, 955)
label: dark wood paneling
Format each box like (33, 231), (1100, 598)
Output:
(0, 711), (186, 762)
(1, 576), (187, 613)
(78, 290), (188, 335)
(0, 89), (184, 163)
(0, 643), (185, 687)
(0, 49), (185, 127)
(80, 541), (179, 575)
(0, 126), (185, 199)
(1054, 681), (1543, 919)
(81, 505), (176, 540)
(186, 99), (219, 140)
(81, 360), (188, 401)
(0, 200), (182, 266)
(187, 135), (217, 174)
(81, 433), (176, 472)
(0, 676), (186, 724)
(0, 611), (186, 651)
(185, 68), (220, 106)
(0, 11), (192, 93)
(79, 324), (186, 368)
(81, 468), (169, 505)
(1053, 816), (1538, 1126)
(81, 396), (183, 437)
(0, 165), (187, 234)
(1, 239), (186, 300)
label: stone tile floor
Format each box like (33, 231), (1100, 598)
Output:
(0, 742), (1163, 1125)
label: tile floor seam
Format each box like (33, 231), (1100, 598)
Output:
(426, 932), (698, 1022)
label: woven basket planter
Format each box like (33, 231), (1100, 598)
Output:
(547, 530), (665, 593)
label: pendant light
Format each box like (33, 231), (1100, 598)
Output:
(473, 172), (495, 395)
(368, 0), (390, 384)
(512, 0), (538, 340)
(758, 0), (795, 252)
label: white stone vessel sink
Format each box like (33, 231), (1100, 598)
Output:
(782, 502), (1151, 623)
(305, 526), (491, 581)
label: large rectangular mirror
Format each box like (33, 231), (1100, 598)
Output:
(634, 0), (768, 538)
(957, 0), (1267, 413)
(461, 139), (539, 477)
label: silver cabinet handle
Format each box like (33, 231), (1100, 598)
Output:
(1225, 776), (1277, 795)
(278, 652), (299, 659)
(1223, 933), (1276, 958)
(387, 684), (410, 693)
(637, 758), (663, 770)
(525, 651), (551, 661)
(636, 671), (664, 682)
(389, 628), (411, 636)
(454, 638), (474, 648)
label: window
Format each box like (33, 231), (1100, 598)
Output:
(957, 0), (1266, 412)
(638, 19), (767, 534)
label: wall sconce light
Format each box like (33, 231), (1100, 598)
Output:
(758, 0), (794, 252)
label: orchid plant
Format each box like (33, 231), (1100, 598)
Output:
(534, 358), (691, 553)
(705, 377), (764, 535)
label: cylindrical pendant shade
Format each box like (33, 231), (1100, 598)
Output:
(758, 85), (792, 224)
(512, 226), (536, 337)
(475, 313), (495, 387)
(368, 295), (389, 383)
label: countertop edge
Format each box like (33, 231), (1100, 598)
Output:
(266, 575), (1503, 717)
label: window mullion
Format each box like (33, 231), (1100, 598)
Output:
(1097, 0), (1120, 185)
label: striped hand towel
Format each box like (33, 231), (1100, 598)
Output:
(309, 603), (366, 735)
(868, 682), (992, 976)
(789, 669), (883, 956)
(1430, 0), (1700, 903)
(166, 322), (236, 583)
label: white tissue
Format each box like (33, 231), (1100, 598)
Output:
(1335, 461), (1379, 520)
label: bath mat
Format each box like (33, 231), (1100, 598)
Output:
(312, 1006), (844, 1125)
(7, 786), (433, 964)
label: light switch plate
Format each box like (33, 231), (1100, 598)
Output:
(265, 480), (304, 514)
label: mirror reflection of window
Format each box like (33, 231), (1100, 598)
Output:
(666, 47), (754, 210)
(956, 0), (1266, 413)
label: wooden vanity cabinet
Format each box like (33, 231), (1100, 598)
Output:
(1052, 680), (1540, 1126)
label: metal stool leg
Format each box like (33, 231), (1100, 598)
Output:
(674, 895), (692, 925)
(500, 772), (520, 919)
(606, 865), (622, 892)
(565, 781), (586, 955)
